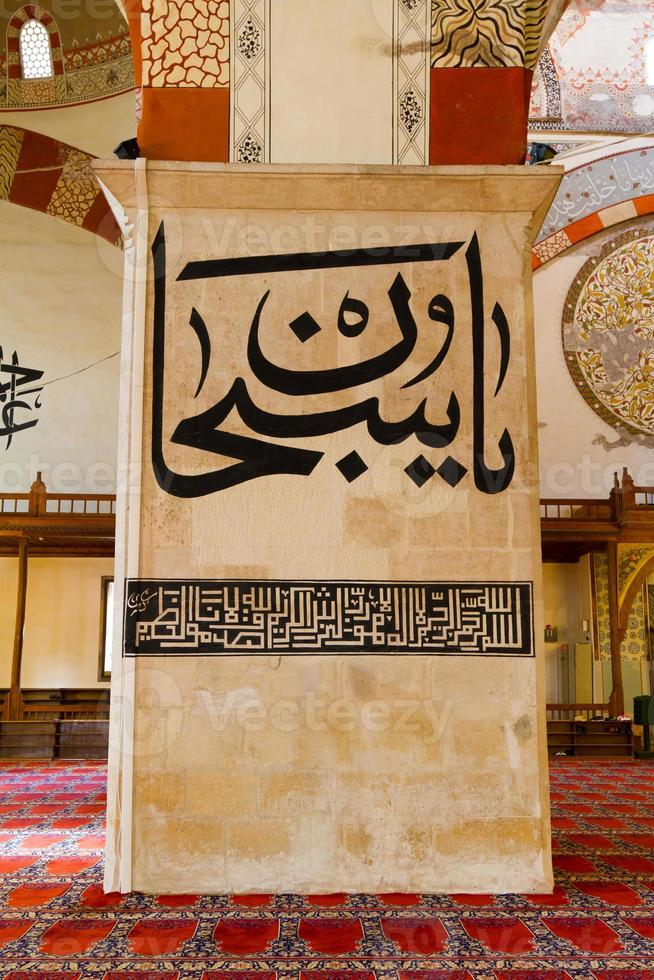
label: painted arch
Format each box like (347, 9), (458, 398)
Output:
(0, 125), (121, 246)
(532, 146), (654, 269)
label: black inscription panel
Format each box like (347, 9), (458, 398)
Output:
(123, 580), (534, 658)
(152, 222), (515, 499)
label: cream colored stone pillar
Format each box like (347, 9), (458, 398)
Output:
(95, 162), (561, 895)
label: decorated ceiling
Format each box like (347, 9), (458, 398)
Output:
(0, 0), (133, 109)
(530, 0), (654, 133)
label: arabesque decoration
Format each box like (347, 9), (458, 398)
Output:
(562, 229), (654, 443)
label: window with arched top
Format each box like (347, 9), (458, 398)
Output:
(6, 6), (65, 107)
(19, 18), (53, 79)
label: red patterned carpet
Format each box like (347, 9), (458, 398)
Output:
(1, 761), (654, 977)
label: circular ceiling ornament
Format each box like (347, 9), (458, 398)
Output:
(561, 227), (654, 444)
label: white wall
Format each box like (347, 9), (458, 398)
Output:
(0, 556), (112, 690)
(0, 203), (123, 493)
(543, 563), (577, 702)
(1, 91), (135, 159)
(21, 557), (112, 689)
(542, 559), (594, 703)
(0, 558), (18, 688)
(271, 0), (394, 164)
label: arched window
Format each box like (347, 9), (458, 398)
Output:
(19, 18), (53, 79)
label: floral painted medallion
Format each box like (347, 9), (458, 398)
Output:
(562, 228), (654, 442)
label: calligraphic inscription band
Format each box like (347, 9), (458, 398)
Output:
(123, 580), (534, 657)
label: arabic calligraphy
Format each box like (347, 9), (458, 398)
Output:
(123, 580), (534, 657)
(151, 221), (515, 498)
(537, 150), (654, 242)
(0, 348), (44, 450)
(126, 588), (157, 617)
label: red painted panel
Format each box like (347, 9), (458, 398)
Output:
(429, 67), (532, 165)
(139, 87), (230, 162)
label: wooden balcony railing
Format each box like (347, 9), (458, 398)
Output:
(0, 477), (116, 558)
(633, 487), (654, 507)
(540, 500), (613, 521)
(1, 689), (110, 721)
(0, 479), (116, 518)
(22, 703), (110, 721)
(0, 493), (30, 514)
(41, 494), (116, 516)
(547, 703), (610, 721)
(540, 470), (654, 564)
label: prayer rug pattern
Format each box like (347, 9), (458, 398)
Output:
(1, 761), (654, 976)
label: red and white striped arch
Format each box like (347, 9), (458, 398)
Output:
(6, 5), (64, 82)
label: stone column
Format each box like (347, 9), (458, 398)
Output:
(96, 162), (561, 895)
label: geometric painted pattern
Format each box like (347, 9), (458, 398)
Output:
(533, 195), (654, 269)
(618, 545), (654, 596)
(593, 552), (612, 663)
(5, 762), (654, 974)
(136, 0), (229, 159)
(529, 46), (563, 125)
(562, 228), (654, 441)
(533, 228), (570, 263)
(63, 33), (131, 73)
(393, 0), (431, 166)
(230, 0), (270, 163)
(46, 148), (98, 227)
(593, 552), (648, 664)
(141, 0), (230, 87)
(0, 126), (122, 247)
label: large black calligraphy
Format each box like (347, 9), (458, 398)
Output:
(0, 348), (44, 450)
(151, 222), (515, 498)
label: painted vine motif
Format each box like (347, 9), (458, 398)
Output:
(618, 545), (654, 595)
(593, 552), (612, 663)
(593, 553), (648, 664)
(562, 229), (654, 443)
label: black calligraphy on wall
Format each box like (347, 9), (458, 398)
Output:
(0, 348), (44, 450)
(150, 222), (514, 498)
(123, 580), (534, 658)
